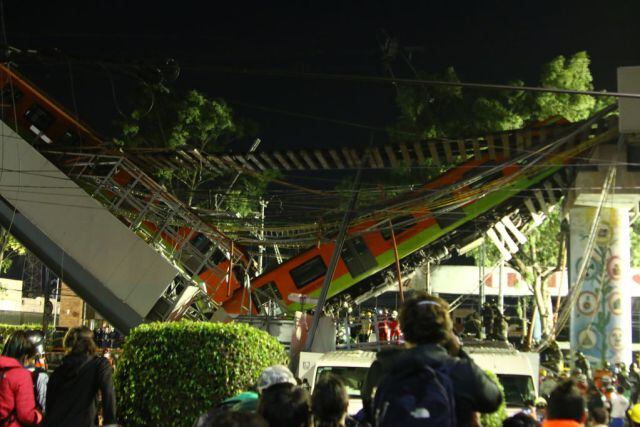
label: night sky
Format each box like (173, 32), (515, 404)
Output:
(5, 1), (640, 153)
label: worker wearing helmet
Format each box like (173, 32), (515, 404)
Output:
(25, 330), (49, 412)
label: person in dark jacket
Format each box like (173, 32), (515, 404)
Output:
(0, 330), (43, 427)
(543, 380), (586, 427)
(312, 373), (357, 427)
(362, 292), (502, 427)
(44, 326), (116, 427)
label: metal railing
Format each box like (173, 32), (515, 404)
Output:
(45, 151), (250, 315)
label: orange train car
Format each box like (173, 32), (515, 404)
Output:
(222, 155), (525, 314)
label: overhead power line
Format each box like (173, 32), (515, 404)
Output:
(203, 66), (639, 99)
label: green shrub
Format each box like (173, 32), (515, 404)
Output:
(481, 370), (508, 427)
(115, 320), (288, 427)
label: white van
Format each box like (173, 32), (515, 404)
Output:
(465, 345), (539, 415)
(299, 350), (376, 415)
(299, 345), (539, 416)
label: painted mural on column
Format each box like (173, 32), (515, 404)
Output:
(570, 207), (632, 367)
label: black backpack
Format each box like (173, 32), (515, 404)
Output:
(372, 361), (456, 427)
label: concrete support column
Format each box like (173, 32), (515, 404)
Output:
(570, 206), (632, 367)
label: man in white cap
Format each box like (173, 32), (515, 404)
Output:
(256, 365), (298, 393)
(257, 366), (311, 427)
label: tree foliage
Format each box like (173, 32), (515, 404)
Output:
(117, 89), (237, 151)
(391, 51), (611, 141)
(536, 51), (597, 121)
(390, 51), (615, 338)
(116, 88), (271, 217)
(0, 227), (26, 274)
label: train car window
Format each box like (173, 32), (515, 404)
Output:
(210, 248), (227, 265)
(251, 281), (284, 309)
(290, 256), (327, 289)
(434, 206), (467, 229)
(59, 130), (81, 146)
(0, 85), (23, 105)
(190, 233), (212, 254)
(195, 250), (231, 276)
(181, 252), (203, 277)
(341, 236), (378, 278)
(628, 144), (640, 172)
(462, 161), (503, 190)
(25, 104), (55, 133)
(381, 215), (417, 240)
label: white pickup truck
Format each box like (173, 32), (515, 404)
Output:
(298, 344), (539, 416)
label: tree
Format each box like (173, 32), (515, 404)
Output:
(0, 227), (26, 294)
(116, 88), (270, 217)
(474, 206), (565, 339)
(390, 51), (613, 338)
(391, 51), (610, 141)
(0, 227), (25, 273)
(536, 51), (597, 122)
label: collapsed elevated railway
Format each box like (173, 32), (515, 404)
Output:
(0, 61), (620, 329)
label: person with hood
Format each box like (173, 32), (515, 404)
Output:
(44, 326), (116, 427)
(0, 330), (43, 426)
(362, 292), (502, 427)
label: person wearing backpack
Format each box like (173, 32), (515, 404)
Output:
(0, 330), (43, 426)
(362, 292), (502, 427)
(44, 326), (116, 427)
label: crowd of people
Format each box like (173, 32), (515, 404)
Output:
(536, 351), (640, 427)
(1, 292), (639, 427)
(92, 327), (124, 350)
(193, 293), (640, 427)
(335, 308), (404, 346)
(0, 326), (116, 426)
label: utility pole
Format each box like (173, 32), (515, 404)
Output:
(478, 240), (486, 339)
(305, 153), (367, 351)
(479, 240), (486, 308)
(388, 220), (404, 303)
(52, 278), (60, 329)
(258, 199), (267, 275)
(498, 259), (504, 314)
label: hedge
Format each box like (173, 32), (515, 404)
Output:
(480, 370), (508, 427)
(115, 320), (289, 427)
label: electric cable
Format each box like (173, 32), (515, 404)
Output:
(197, 66), (639, 99)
